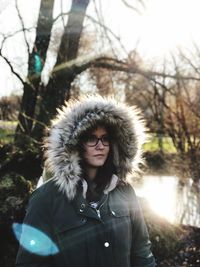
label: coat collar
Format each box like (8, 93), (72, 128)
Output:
(81, 174), (119, 199)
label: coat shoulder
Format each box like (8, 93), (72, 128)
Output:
(33, 179), (57, 195)
(115, 182), (137, 199)
(109, 182), (138, 209)
(29, 179), (59, 208)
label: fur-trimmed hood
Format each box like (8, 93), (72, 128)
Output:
(44, 95), (146, 200)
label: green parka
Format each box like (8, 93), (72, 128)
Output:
(15, 95), (155, 267)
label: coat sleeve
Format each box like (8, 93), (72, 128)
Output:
(127, 184), (156, 267)
(15, 186), (55, 267)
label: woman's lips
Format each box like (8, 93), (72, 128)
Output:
(94, 154), (105, 157)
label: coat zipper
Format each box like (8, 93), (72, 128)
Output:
(94, 194), (108, 219)
(96, 209), (101, 218)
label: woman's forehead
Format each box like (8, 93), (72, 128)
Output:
(91, 126), (108, 136)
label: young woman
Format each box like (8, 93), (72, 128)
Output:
(15, 95), (155, 267)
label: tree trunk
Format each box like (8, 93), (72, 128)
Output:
(15, 0), (54, 144)
(15, 82), (39, 142)
(32, 0), (90, 141)
(32, 69), (76, 140)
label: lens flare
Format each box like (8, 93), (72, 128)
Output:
(12, 223), (59, 256)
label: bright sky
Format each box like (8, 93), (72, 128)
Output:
(102, 0), (200, 58)
(1, 0), (200, 97)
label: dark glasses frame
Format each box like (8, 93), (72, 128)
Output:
(83, 135), (110, 147)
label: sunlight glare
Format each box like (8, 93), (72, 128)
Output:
(92, 0), (200, 59)
(138, 0), (200, 57)
(136, 176), (178, 223)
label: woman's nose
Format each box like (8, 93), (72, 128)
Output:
(95, 139), (104, 149)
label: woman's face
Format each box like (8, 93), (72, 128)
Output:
(82, 126), (110, 169)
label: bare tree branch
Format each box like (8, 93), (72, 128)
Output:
(178, 49), (200, 76)
(0, 49), (25, 85)
(53, 11), (70, 23)
(0, 27), (35, 50)
(15, 0), (31, 54)
(92, 0), (123, 58)
(28, 55), (200, 84)
(121, 0), (145, 14)
(94, 0), (130, 57)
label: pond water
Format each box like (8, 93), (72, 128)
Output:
(134, 175), (200, 227)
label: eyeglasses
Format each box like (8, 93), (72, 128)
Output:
(83, 135), (110, 147)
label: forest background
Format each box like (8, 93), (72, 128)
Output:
(0, 0), (200, 266)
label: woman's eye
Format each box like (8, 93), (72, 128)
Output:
(102, 136), (109, 143)
(87, 135), (96, 142)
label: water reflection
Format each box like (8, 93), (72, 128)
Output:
(176, 179), (200, 227)
(12, 223), (59, 256)
(134, 175), (200, 227)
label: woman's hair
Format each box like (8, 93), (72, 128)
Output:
(78, 122), (117, 193)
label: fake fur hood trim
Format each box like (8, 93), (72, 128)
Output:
(44, 95), (146, 200)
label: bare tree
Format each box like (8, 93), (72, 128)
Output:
(32, 0), (90, 140)
(14, 0), (54, 141)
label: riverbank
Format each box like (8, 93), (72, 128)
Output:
(141, 198), (200, 267)
(156, 224), (200, 267)
(159, 225), (200, 267)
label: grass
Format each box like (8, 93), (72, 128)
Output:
(0, 121), (17, 144)
(143, 135), (177, 153)
(0, 128), (15, 144)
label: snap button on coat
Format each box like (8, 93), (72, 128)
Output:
(81, 203), (86, 209)
(104, 242), (110, 247)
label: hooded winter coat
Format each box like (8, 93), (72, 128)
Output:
(16, 95), (156, 267)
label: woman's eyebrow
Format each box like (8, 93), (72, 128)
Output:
(92, 134), (109, 138)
